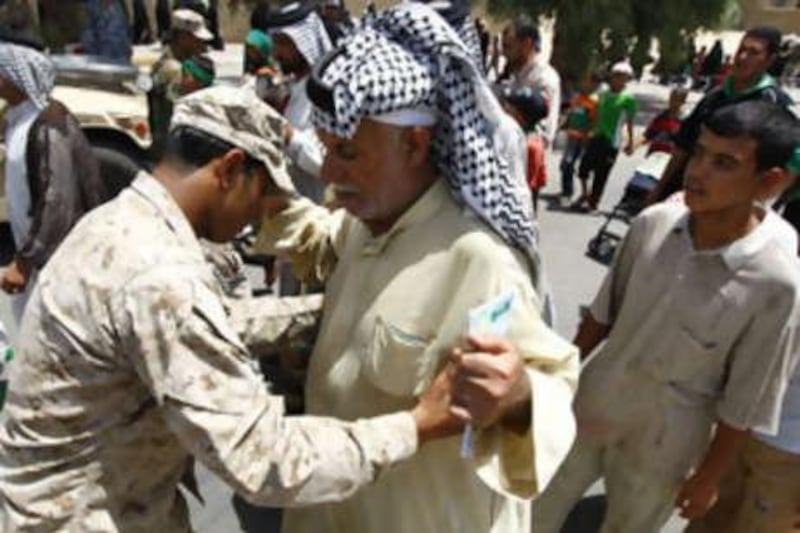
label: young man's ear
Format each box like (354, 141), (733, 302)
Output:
(213, 148), (248, 190)
(758, 166), (795, 202)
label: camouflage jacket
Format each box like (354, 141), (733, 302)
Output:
(0, 172), (417, 532)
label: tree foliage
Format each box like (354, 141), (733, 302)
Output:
(487, 0), (737, 81)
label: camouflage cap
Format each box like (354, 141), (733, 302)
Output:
(171, 9), (213, 41)
(170, 85), (296, 194)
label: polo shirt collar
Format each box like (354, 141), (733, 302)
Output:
(361, 178), (448, 255)
(673, 205), (775, 271)
(723, 73), (775, 98)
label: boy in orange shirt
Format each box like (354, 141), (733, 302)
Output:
(559, 74), (599, 203)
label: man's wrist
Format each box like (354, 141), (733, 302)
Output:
(501, 373), (532, 434)
(13, 256), (30, 276)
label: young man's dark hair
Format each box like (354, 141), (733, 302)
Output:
(511, 15), (540, 50)
(704, 100), (799, 171)
(743, 26), (782, 57)
(165, 125), (263, 173)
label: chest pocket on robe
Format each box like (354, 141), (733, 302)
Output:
(362, 316), (436, 398)
(661, 325), (725, 397)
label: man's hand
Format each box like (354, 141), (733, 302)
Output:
(1, 258), (30, 295)
(283, 123), (294, 144)
(450, 335), (531, 432)
(675, 470), (720, 520)
(411, 363), (463, 443)
(623, 142), (635, 156)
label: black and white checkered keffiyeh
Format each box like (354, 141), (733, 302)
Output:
(310, 2), (547, 301)
(421, 0), (484, 72)
(270, 8), (332, 69)
(0, 42), (54, 110)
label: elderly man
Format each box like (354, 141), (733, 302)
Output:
(0, 39), (106, 323)
(0, 85), (464, 532)
(256, 5), (579, 533)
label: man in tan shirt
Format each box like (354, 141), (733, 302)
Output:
(0, 85), (465, 532)
(256, 5), (579, 532)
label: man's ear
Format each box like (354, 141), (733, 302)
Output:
(213, 148), (248, 191)
(404, 127), (434, 168)
(758, 166), (795, 202)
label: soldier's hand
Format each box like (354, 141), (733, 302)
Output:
(450, 335), (531, 431)
(411, 363), (463, 443)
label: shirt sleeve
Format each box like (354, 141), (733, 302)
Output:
(543, 71), (562, 146)
(589, 210), (647, 325)
(472, 288), (579, 499)
(18, 115), (103, 269)
(717, 280), (800, 435)
(254, 198), (349, 285)
(433, 235), (579, 499)
(118, 267), (417, 507)
(227, 293), (323, 355)
(624, 93), (638, 119)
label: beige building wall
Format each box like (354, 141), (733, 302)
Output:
(739, 0), (800, 34)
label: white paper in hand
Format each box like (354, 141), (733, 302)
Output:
(461, 292), (516, 458)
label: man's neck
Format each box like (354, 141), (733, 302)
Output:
(731, 72), (766, 93)
(364, 170), (439, 237)
(509, 53), (536, 77)
(152, 163), (208, 238)
(689, 204), (761, 251)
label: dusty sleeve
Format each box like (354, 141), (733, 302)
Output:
(120, 268), (417, 507)
(589, 211), (647, 325)
(227, 293), (323, 355)
(717, 284), (800, 435)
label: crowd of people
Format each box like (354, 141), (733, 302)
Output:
(0, 2), (799, 533)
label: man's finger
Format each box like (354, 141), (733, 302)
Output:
(454, 352), (513, 379)
(448, 405), (472, 422)
(466, 334), (513, 355)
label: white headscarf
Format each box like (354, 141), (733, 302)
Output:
(0, 43), (55, 110)
(272, 8), (332, 69)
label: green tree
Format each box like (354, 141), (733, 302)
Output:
(488, 0), (736, 81)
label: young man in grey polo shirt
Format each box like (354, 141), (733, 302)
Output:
(532, 101), (800, 532)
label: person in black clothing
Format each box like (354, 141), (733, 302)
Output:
(250, 0), (272, 30)
(132, 0), (153, 44)
(650, 26), (793, 203)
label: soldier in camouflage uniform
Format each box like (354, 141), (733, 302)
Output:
(0, 85), (462, 532)
(147, 8), (211, 158)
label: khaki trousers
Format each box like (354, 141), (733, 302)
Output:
(687, 436), (800, 533)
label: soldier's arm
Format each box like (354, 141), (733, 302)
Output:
(119, 269), (460, 507)
(227, 293), (323, 355)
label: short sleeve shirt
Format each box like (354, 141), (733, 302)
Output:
(595, 90), (637, 148)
